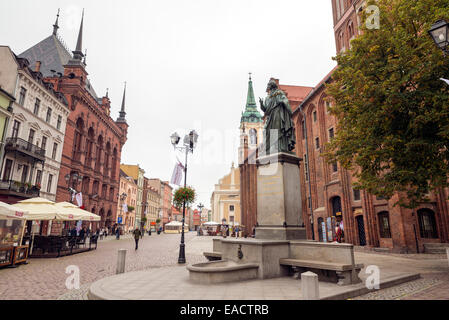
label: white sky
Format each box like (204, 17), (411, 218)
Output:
(0, 0), (337, 209)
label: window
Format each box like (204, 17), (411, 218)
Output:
(376, 195), (386, 201)
(229, 205), (235, 212)
(313, 111), (317, 122)
(47, 174), (53, 193)
(35, 170), (42, 185)
(301, 120), (306, 139)
(19, 87), (27, 106)
(353, 189), (361, 201)
(28, 129), (35, 144)
(2, 159), (13, 181)
(332, 162), (338, 173)
(34, 99), (40, 115)
(46, 108), (52, 123)
(41, 136), (47, 152)
(326, 101), (332, 113)
(11, 120), (20, 138)
(315, 137), (320, 149)
(329, 128), (334, 140)
(52, 143), (58, 160)
(418, 209), (438, 239)
(378, 211), (391, 238)
(57, 115), (62, 130)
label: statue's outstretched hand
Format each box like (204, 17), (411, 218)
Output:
(259, 98), (264, 107)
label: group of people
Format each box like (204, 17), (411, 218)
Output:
(221, 225), (241, 238)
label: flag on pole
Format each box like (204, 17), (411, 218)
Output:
(170, 161), (184, 185)
(75, 192), (83, 207)
(123, 203), (128, 213)
(440, 78), (449, 85)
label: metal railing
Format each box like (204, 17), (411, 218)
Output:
(5, 137), (46, 159)
(0, 180), (40, 197)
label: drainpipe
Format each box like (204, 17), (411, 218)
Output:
(299, 105), (314, 240)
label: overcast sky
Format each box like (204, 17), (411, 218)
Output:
(1, 0), (337, 209)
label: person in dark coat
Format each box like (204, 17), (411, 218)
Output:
(79, 227), (86, 239)
(70, 227), (77, 237)
(133, 228), (142, 250)
(116, 227), (120, 240)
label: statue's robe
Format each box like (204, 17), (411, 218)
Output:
(261, 89), (296, 155)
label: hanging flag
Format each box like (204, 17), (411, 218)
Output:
(123, 203), (128, 213)
(440, 78), (449, 85)
(170, 161), (184, 186)
(75, 192), (83, 207)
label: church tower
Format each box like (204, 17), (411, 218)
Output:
(238, 73), (263, 165)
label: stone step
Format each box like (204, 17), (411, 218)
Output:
(423, 243), (449, 248)
(423, 243), (449, 254)
(373, 247), (391, 253)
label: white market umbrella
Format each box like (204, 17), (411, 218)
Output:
(55, 202), (101, 222)
(0, 201), (28, 220)
(14, 197), (59, 221)
(203, 221), (220, 226)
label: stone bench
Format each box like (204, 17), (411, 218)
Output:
(281, 241), (364, 285)
(203, 251), (222, 261)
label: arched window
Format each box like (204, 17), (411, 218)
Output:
(418, 209), (438, 239)
(105, 142), (111, 177)
(86, 127), (95, 168)
(73, 118), (84, 161)
(378, 211), (391, 238)
(111, 148), (118, 180)
(249, 129), (257, 145)
(331, 196), (342, 216)
(96, 135), (103, 171)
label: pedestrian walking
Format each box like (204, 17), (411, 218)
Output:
(235, 226), (239, 238)
(116, 227), (120, 240)
(133, 228), (142, 250)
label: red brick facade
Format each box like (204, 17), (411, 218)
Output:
(19, 14), (128, 232)
(239, 0), (449, 252)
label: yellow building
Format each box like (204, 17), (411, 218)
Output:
(120, 164), (145, 229)
(210, 163), (241, 226)
(146, 186), (160, 231)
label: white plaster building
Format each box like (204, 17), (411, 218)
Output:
(0, 46), (69, 204)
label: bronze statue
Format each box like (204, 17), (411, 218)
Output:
(259, 79), (296, 155)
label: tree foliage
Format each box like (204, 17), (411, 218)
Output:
(325, 0), (449, 208)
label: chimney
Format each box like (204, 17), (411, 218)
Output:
(35, 61), (41, 73)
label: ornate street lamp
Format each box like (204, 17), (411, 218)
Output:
(171, 130), (199, 264)
(429, 20), (449, 55)
(65, 172), (83, 203)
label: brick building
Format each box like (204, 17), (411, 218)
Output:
(148, 178), (172, 227)
(291, 0), (449, 252)
(239, 0), (449, 252)
(19, 12), (128, 232)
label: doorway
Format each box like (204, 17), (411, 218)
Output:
(356, 215), (366, 246)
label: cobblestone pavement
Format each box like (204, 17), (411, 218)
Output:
(0, 232), (207, 300)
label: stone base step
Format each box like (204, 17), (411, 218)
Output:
(423, 243), (449, 254)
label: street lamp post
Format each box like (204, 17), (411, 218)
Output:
(64, 172), (83, 231)
(171, 130), (199, 264)
(429, 20), (449, 55)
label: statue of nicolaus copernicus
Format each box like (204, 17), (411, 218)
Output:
(259, 79), (296, 155)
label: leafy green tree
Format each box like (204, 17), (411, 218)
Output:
(325, 0), (449, 208)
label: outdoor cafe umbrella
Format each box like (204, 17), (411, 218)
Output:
(0, 201), (28, 220)
(13, 197), (60, 221)
(54, 202), (101, 222)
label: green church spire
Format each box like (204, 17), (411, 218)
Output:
(241, 73), (263, 124)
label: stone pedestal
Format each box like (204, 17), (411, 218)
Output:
(255, 152), (306, 240)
